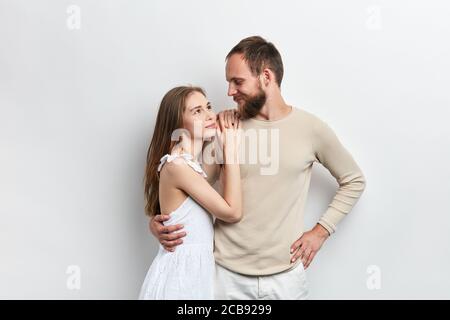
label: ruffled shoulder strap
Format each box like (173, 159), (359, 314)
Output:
(157, 153), (208, 178)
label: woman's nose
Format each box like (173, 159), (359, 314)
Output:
(206, 109), (216, 121)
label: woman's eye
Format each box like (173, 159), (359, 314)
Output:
(207, 105), (212, 110)
(194, 109), (201, 114)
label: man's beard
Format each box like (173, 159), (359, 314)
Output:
(237, 87), (266, 120)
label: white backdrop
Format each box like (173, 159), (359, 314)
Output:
(1, 0), (449, 299)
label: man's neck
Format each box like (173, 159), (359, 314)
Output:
(253, 95), (292, 121)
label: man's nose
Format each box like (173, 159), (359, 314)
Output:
(227, 84), (237, 96)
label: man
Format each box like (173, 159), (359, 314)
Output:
(150, 36), (366, 299)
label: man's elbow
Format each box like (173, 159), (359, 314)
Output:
(355, 172), (367, 194)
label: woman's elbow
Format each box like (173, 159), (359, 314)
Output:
(225, 209), (243, 223)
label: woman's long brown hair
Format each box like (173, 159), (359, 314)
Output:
(144, 86), (206, 217)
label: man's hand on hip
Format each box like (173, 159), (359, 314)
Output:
(290, 223), (330, 269)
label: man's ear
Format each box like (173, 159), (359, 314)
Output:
(260, 68), (271, 87)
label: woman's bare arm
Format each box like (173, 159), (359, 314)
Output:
(165, 121), (242, 223)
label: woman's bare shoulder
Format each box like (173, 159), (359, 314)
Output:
(160, 157), (204, 188)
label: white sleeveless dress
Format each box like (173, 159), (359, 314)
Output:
(139, 153), (215, 300)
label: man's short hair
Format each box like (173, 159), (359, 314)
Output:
(226, 36), (284, 87)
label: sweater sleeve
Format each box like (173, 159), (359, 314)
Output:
(312, 118), (366, 235)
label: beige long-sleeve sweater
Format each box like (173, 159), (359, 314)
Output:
(213, 106), (366, 276)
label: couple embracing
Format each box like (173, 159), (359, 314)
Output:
(139, 36), (366, 300)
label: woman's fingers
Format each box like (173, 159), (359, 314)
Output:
(217, 109), (240, 130)
(229, 109), (238, 128)
(218, 111), (226, 131)
(215, 127), (224, 149)
(225, 110), (232, 128)
(232, 111), (239, 129)
(221, 110), (228, 128)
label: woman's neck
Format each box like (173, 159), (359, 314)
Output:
(171, 138), (203, 162)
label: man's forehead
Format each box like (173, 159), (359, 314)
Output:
(226, 54), (250, 79)
(226, 53), (246, 68)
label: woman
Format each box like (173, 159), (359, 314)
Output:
(139, 86), (242, 299)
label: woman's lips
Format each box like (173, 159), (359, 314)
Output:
(206, 123), (217, 129)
